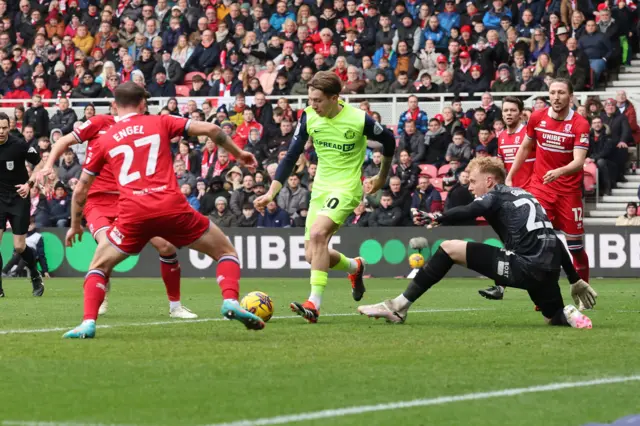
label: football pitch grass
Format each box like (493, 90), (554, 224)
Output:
(0, 277), (639, 426)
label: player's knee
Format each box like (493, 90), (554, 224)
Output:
(13, 240), (26, 253)
(152, 239), (177, 257)
(309, 226), (331, 247)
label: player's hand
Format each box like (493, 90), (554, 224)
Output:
(65, 226), (83, 247)
(542, 168), (563, 184)
(253, 193), (273, 215)
(43, 272), (51, 278)
(571, 280), (598, 310)
(38, 166), (57, 183)
(15, 183), (30, 198)
(365, 175), (384, 194)
(237, 151), (258, 172)
(505, 175), (513, 187)
(617, 142), (628, 149)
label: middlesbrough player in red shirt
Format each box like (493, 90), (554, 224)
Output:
(507, 79), (597, 308)
(62, 83), (264, 338)
(40, 114), (198, 319)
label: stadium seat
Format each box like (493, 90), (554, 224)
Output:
(175, 85), (190, 97)
(437, 164), (451, 177)
(431, 178), (444, 191)
(419, 164), (438, 179)
(184, 72), (207, 85)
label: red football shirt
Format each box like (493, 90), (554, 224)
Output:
(72, 115), (117, 197)
(497, 123), (534, 189)
(525, 107), (590, 193)
(83, 113), (192, 221)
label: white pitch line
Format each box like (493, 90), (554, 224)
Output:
(205, 375), (640, 426)
(0, 308), (489, 336)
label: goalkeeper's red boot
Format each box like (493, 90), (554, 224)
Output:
(348, 257), (366, 302)
(290, 300), (319, 324)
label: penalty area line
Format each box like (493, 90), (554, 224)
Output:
(0, 308), (491, 336)
(205, 375), (640, 426)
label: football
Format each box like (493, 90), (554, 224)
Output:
(240, 291), (274, 322)
(408, 253), (425, 269)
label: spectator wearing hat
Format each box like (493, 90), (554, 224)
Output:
(394, 15), (422, 54)
(424, 16), (448, 51)
(431, 54), (454, 84)
(365, 68), (391, 94)
(152, 49), (184, 84)
(556, 52), (587, 90)
(199, 176), (230, 215)
(48, 182), (71, 228)
(491, 63), (518, 92)
(148, 68), (177, 97)
(188, 74), (209, 97)
(210, 196), (238, 228)
(257, 199), (291, 228)
(271, 71), (291, 95)
(463, 64), (490, 95)
(373, 38), (397, 69)
(72, 72), (102, 98)
(424, 117), (451, 167)
(4, 74), (32, 107)
(616, 202), (640, 226)
(453, 50), (473, 78)
(483, 0), (512, 30)
(237, 203), (259, 227)
(551, 26), (570, 67)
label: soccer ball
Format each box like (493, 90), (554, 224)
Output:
(408, 253), (425, 269)
(240, 291), (274, 322)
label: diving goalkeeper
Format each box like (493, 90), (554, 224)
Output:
(254, 71), (396, 323)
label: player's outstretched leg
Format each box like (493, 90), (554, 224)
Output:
(329, 250), (366, 301)
(358, 244), (456, 323)
(151, 237), (198, 319)
(545, 304), (592, 329)
(188, 223), (264, 330)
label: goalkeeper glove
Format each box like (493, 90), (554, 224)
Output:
(570, 280), (597, 310)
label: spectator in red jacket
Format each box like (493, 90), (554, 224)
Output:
(4, 74), (32, 107)
(616, 90), (640, 146)
(236, 109), (264, 148)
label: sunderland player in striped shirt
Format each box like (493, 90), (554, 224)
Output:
(506, 80), (597, 308)
(254, 71), (397, 323)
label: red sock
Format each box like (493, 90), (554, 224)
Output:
(570, 247), (590, 283)
(160, 254), (181, 302)
(83, 270), (107, 321)
(216, 255), (240, 300)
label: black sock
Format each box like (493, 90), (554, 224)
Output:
(549, 308), (570, 326)
(559, 242), (580, 284)
(403, 247), (454, 302)
(18, 247), (38, 277)
(0, 251), (3, 290)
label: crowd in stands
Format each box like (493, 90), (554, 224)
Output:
(2, 0), (640, 229)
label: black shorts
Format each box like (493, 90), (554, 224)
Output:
(466, 242), (565, 318)
(0, 195), (30, 235)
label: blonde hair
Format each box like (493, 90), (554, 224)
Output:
(534, 53), (554, 76)
(467, 157), (506, 183)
